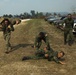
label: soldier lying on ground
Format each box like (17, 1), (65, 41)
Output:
(22, 47), (65, 65)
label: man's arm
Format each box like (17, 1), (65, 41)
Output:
(58, 61), (66, 65)
(53, 56), (66, 65)
(32, 36), (38, 48)
(10, 24), (14, 31)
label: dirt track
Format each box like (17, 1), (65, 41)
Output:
(0, 19), (76, 75)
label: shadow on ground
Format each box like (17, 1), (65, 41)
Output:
(9, 43), (33, 53)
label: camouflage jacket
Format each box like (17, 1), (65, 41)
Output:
(2, 24), (14, 33)
(34, 35), (49, 46)
(0, 18), (15, 33)
(48, 51), (60, 63)
(1, 20), (14, 33)
(64, 18), (74, 29)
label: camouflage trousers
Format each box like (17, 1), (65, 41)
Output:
(64, 29), (74, 45)
(22, 49), (54, 61)
(3, 32), (11, 52)
(30, 49), (52, 59)
(27, 49), (45, 59)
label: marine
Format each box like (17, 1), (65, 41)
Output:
(22, 47), (65, 65)
(32, 32), (51, 50)
(1, 18), (14, 53)
(64, 14), (74, 46)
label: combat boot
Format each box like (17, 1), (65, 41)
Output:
(68, 40), (73, 46)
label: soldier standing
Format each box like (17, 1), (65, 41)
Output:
(64, 14), (74, 46)
(1, 18), (14, 53)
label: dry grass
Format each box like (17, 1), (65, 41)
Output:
(0, 19), (76, 75)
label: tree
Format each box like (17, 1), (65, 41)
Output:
(30, 10), (36, 18)
(3, 14), (8, 17)
(58, 13), (61, 17)
(53, 12), (57, 16)
(8, 14), (13, 18)
(45, 12), (52, 17)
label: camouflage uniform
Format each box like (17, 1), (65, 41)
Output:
(48, 51), (61, 63)
(64, 18), (74, 45)
(35, 50), (62, 63)
(1, 19), (14, 52)
(32, 49), (46, 59)
(23, 49), (61, 64)
(34, 33), (51, 50)
(22, 49), (46, 60)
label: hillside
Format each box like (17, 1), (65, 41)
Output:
(0, 19), (76, 75)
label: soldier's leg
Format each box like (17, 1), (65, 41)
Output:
(31, 49), (45, 59)
(3, 33), (7, 40)
(22, 51), (53, 61)
(22, 49), (45, 61)
(3, 33), (8, 52)
(3, 33), (8, 51)
(64, 30), (68, 44)
(68, 30), (74, 46)
(5, 33), (11, 52)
